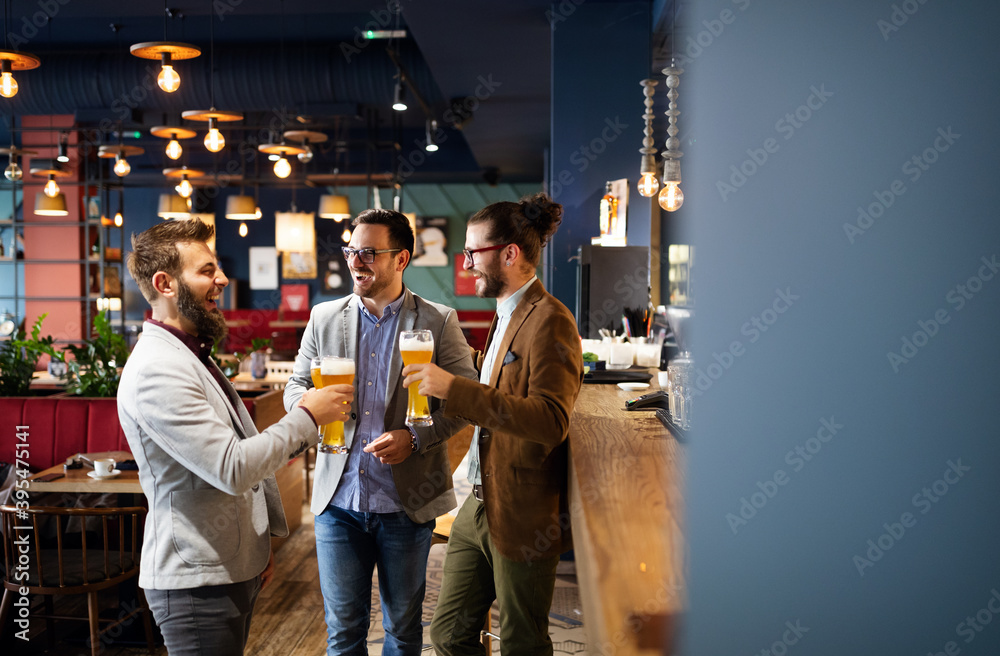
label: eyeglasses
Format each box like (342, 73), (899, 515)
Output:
(341, 247), (402, 264)
(462, 243), (510, 262)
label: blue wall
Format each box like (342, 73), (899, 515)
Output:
(683, 1), (1000, 654)
(549, 1), (654, 309)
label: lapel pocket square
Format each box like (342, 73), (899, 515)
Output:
(503, 351), (518, 366)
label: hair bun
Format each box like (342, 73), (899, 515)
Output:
(519, 193), (563, 244)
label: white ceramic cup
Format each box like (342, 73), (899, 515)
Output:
(94, 458), (116, 477)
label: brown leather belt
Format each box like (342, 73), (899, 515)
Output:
(472, 484), (484, 501)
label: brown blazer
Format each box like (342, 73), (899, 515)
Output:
(445, 279), (583, 562)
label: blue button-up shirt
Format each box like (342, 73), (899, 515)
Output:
(331, 290), (406, 513)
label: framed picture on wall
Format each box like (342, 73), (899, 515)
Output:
(281, 251), (317, 279)
(319, 251), (353, 296)
(454, 254), (477, 296)
(412, 216), (449, 266)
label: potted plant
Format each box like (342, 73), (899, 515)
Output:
(0, 313), (65, 396)
(63, 310), (130, 397)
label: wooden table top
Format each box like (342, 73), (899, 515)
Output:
(26, 450), (143, 494)
(568, 376), (684, 654)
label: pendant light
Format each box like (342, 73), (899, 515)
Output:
(151, 126), (196, 161)
(181, 11), (241, 153)
(98, 144), (144, 179)
(657, 60), (684, 212)
(129, 43), (200, 93)
(0, 146), (34, 181)
(636, 79), (659, 198)
(164, 167), (204, 199)
(0, 51), (40, 99)
(258, 142), (305, 179)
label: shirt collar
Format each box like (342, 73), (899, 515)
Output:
(147, 319), (213, 361)
(497, 276), (537, 319)
(357, 286), (407, 322)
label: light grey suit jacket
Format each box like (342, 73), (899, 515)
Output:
(118, 322), (319, 590)
(283, 289), (476, 523)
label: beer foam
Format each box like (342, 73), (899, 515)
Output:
(320, 358), (355, 375)
(399, 338), (434, 351)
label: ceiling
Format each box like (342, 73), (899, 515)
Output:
(0, 0), (572, 188)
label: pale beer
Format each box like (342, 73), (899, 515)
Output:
(399, 330), (434, 426)
(310, 356), (355, 454)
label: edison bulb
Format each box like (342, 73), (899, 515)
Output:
(176, 177), (193, 198)
(165, 139), (183, 160)
(341, 227), (352, 242)
(4, 161), (21, 181)
(204, 127), (225, 153)
(0, 71), (17, 98)
(297, 146), (313, 163)
(157, 64), (180, 93)
(114, 212), (123, 227)
(113, 155), (131, 177)
(255, 206), (262, 219)
(44, 177), (59, 198)
(239, 221), (248, 237)
(637, 172), (659, 198)
(658, 182), (684, 212)
(273, 157), (291, 178)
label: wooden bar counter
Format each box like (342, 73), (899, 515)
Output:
(568, 379), (684, 655)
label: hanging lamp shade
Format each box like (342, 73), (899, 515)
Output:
(318, 194), (351, 221)
(275, 212), (315, 252)
(34, 192), (67, 216)
(157, 193), (190, 219)
(225, 195), (258, 220)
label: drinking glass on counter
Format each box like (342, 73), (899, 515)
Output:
(399, 330), (434, 427)
(310, 356), (355, 454)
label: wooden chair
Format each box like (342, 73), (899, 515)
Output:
(429, 425), (498, 652)
(0, 505), (155, 656)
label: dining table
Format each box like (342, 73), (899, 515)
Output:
(25, 450), (142, 494)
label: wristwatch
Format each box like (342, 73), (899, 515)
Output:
(408, 427), (418, 452)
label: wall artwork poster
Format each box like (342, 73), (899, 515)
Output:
(412, 216), (449, 266)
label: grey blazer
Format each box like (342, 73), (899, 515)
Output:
(283, 289), (476, 523)
(118, 323), (318, 590)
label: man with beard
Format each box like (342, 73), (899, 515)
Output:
(283, 209), (476, 656)
(118, 218), (354, 655)
(402, 194), (584, 656)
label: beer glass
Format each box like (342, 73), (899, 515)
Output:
(399, 330), (434, 427)
(310, 356), (355, 454)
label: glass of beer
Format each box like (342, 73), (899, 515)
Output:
(399, 330), (434, 427)
(310, 355), (355, 454)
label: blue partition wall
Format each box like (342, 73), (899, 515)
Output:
(683, 1), (1000, 654)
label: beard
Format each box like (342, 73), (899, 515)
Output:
(177, 279), (228, 343)
(352, 265), (393, 300)
(473, 258), (505, 299)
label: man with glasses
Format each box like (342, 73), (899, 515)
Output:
(283, 209), (476, 655)
(403, 194), (583, 655)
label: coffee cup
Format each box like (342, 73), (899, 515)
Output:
(94, 458), (116, 477)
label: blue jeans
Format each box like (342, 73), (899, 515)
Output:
(314, 505), (434, 656)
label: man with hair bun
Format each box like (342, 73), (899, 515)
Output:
(403, 193), (584, 655)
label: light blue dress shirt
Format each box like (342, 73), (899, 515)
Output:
(331, 290), (406, 513)
(468, 276), (537, 485)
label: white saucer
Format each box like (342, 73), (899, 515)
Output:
(618, 382), (650, 391)
(88, 469), (122, 479)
